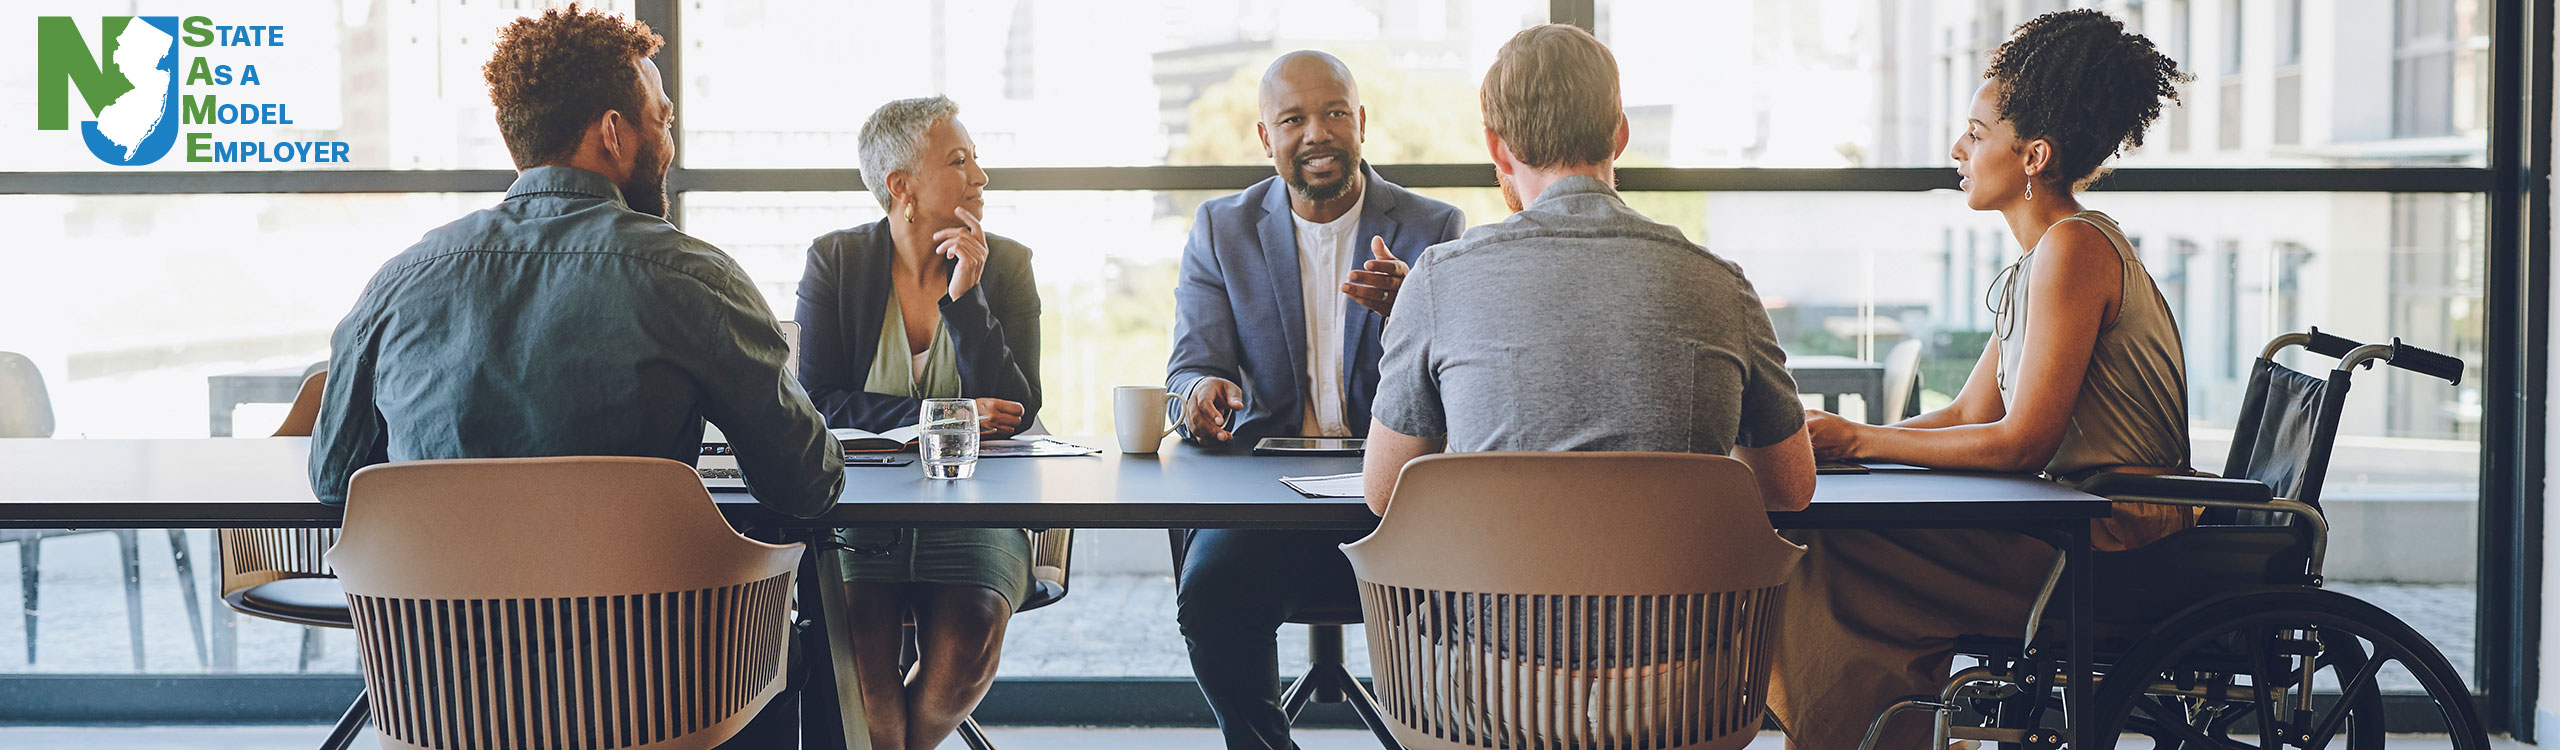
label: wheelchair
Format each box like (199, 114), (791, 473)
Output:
(1858, 329), (2488, 750)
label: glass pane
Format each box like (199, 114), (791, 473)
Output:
(0, 529), (361, 675)
(1594, 0), (2490, 167)
(679, 0), (1546, 169)
(0, 193), (501, 441)
(3, 0), (626, 171)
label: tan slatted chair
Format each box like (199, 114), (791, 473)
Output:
(331, 457), (804, 750)
(1342, 452), (1806, 750)
(222, 370), (346, 639)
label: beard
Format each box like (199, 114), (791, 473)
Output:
(621, 135), (671, 218)
(1496, 168), (1524, 213)
(1285, 148), (1356, 203)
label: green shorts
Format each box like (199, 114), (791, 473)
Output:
(832, 527), (1032, 608)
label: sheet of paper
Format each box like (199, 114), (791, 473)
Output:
(1279, 472), (1366, 498)
(980, 438), (1102, 458)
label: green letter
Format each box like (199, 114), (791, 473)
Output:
(186, 57), (216, 85)
(182, 16), (212, 47)
(186, 132), (210, 162)
(182, 94), (216, 125)
(35, 16), (135, 130)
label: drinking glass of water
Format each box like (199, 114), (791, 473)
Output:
(920, 398), (979, 480)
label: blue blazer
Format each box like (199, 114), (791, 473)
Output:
(1166, 164), (1466, 444)
(794, 220), (1042, 432)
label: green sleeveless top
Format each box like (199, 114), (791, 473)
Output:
(865, 296), (962, 399)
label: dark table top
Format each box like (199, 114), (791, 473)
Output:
(0, 437), (2109, 531)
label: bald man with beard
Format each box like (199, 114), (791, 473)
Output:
(1163, 51), (1467, 750)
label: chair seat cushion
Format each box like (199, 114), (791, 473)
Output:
(230, 578), (352, 628)
(1018, 580), (1067, 613)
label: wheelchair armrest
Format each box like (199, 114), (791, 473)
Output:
(2077, 473), (2273, 503)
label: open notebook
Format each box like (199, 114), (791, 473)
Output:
(701, 424), (920, 454)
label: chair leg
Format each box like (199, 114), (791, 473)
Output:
(1327, 663), (1401, 749)
(115, 530), (145, 670)
(18, 537), (38, 664)
(319, 689), (369, 750)
(166, 530), (209, 667)
(958, 716), (996, 750)
(1280, 666), (1319, 721)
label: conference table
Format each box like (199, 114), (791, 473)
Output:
(0, 437), (2111, 749)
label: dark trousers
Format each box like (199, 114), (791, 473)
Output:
(1175, 528), (1369, 750)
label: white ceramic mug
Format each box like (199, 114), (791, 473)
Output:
(1113, 385), (1185, 453)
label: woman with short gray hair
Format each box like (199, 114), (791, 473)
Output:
(794, 96), (1043, 750)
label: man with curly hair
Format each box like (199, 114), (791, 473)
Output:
(310, 8), (841, 742)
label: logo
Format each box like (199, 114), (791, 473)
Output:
(37, 16), (348, 167)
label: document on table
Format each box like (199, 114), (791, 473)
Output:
(979, 438), (1102, 458)
(1280, 472), (1366, 498)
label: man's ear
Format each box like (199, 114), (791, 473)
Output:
(1354, 105), (1367, 143)
(1256, 120), (1273, 159)
(598, 109), (626, 166)
(1611, 113), (1631, 160)
(1485, 127), (1515, 176)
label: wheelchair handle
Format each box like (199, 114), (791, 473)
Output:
(2280, 328), (2463, 386)
(2303, 327), (2364, 359)
(2384, 338), (2464, 385)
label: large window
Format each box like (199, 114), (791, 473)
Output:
(0, 0), (2528, 723)
(679, 0), (1545, 169)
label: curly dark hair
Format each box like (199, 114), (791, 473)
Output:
(482, 4), (663, 168)
(1985, 9), (2191, 189)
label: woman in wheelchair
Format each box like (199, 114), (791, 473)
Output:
(1780, 10), (2194, 749)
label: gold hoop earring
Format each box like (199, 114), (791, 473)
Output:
(2024, 181), (2035, 201)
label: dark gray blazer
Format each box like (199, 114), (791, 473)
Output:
(794, 219), (1041, 432)
(1165, 164), (1466, 443)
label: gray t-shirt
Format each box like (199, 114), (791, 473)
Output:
(1371, 176), (1802, 453)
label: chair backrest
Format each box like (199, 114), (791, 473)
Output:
(2217, 357), (2351, 516)
(1024, 528), (1073, 611)
(217, 371), (338, 611)
(1880, 338), (1925, 422)
(219, 527), (340, 602)
(272, 370), (327, 438)
(331, 457), (804, 750)
(1342, 452), (1805, 750)
(0, 352), (55, 439)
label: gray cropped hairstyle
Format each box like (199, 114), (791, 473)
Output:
(858, 96), (961, 212)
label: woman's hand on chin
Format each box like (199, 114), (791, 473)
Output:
(935, 206), (991, 299)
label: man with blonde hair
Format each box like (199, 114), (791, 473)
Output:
(1362, 23), (1817, 530)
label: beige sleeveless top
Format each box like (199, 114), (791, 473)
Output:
(1993, 211), (2194, 548)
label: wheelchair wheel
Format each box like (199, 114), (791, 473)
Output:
(2089, 588), (2486, 750)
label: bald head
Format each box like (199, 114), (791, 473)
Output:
(1256, 50), (1368, 208)
(1259, 51), (1360, 114)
